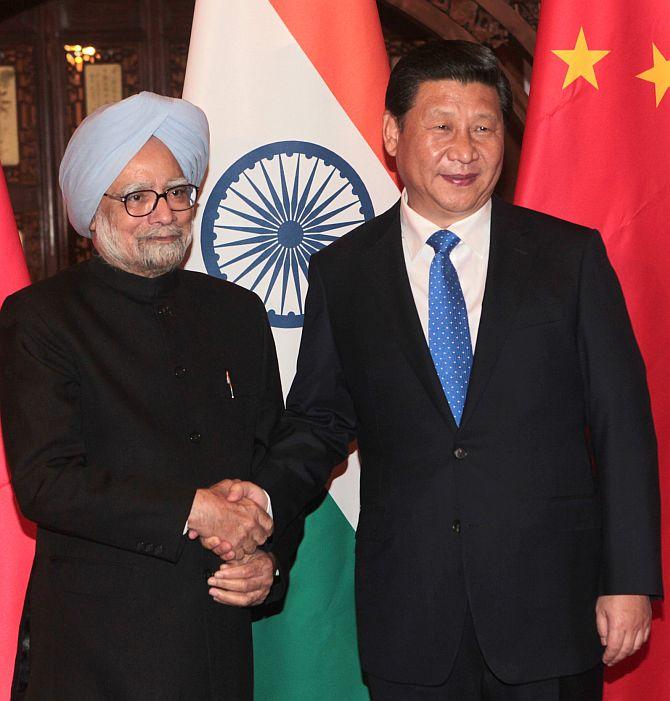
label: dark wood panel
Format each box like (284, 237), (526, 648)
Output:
(0, 0), (539, 279)
(168, 41), (189, 98)
(0, 0), (194, 278)
(0, 37), (43, 281)
(0, 44), (39, 186)
(163, 0), (195, 35)
(60, 0), (142, 31)
(14, 209), (41, 280)
(0, 1), (43, 24)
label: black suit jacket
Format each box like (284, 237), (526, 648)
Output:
(0, 258), (299, 700)
(260, 197), (662, 685)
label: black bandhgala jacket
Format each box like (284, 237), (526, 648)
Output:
(0, 257), (299, 701)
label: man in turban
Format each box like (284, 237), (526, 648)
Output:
(0, 92), (297, 700)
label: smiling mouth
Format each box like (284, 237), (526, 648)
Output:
(441, 174), (478, 186)
(142, 234), (182, 243)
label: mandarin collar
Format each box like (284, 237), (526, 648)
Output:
(87, 255), (179, 300)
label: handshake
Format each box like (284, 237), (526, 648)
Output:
(186, 479), (276, 607)
(187, 478), (272, 560)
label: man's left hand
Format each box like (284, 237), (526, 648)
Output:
(207, 551), (276, 607)
(596, 594), (651, 666)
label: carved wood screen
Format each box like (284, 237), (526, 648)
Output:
(0, 0), (195, 281)
(0, 0), (539, 281)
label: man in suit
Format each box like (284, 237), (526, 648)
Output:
(215, 41), (662, 699)
(0, 92), (298, 700)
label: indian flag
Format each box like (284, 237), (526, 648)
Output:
(182, 1), (399, 698)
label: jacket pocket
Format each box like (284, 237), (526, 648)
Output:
(544, 494), (601, 532)
(513, 302), (564, 329)
(48, 555), (137, 598)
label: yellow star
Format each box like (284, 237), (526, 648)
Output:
(552, 27), (610, 89)
(636, 43), (670, 106)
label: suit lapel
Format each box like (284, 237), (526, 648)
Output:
(460, 197), (536, 426)
(365, 205), (458, 430)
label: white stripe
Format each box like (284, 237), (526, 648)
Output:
(183, 0), (398, 529)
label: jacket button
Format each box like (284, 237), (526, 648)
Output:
(189, 431), (201, 443)
(453, 447), (468, 459)
(145, 543), (155, 553)
(154, 545), (163, 555)
(452, 519), (461, 534)
(136, 541), (145, 551)
(157, 305), (172, 316)
(174, 366), (187, 377)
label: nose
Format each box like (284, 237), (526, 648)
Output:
(148, 193), (176, 225)
(446, 129), (479, 164)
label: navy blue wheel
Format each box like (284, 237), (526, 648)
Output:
(201, 141), (374, 328)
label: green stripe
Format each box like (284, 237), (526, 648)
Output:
(253, 494), (369, 700)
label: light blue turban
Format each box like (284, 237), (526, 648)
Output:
(59, 91), (210, 238)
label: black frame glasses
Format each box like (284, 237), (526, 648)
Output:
(103, 184), (199, 217)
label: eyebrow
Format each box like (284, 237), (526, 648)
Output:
(165, 177), (189, 188)
(427, 108), (499, 120)
(119, 181), (152, 195)
(119, 177), (188, 195)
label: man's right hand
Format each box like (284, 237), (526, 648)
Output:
(187, 483), (273, 560)
(216, 478), (269, 510)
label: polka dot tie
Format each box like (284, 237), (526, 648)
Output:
(427, 230), (473, 426)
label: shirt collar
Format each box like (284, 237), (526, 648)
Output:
(400, 189), (491, 261)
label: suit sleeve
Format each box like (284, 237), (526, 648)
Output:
(249, 298), (305, 602)
(578, 231), (662, 597)
(0, 295), (195, 563)
(256, 257), (357, 538)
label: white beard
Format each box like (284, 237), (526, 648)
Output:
(92, 213), (193, 277)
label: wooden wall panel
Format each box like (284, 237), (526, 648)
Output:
(0, 0), (538, 280)
(0, 0), (195, 280)
(60, 0), (143, 33)
(0, 34), (44, 281)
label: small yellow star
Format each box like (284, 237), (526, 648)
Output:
(552, 27), (610, 89)
(636, 43), (670, 106)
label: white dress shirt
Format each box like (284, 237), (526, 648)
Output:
(400, 190), (491, 352)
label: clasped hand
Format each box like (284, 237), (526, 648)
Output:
(187, 479), (272, 560)
(188, 479), (276, 607)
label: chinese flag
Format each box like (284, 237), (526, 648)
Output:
(515, 2), (670, 699)
(0, 165), (33, 699)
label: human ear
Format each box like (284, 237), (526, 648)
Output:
(382, 111), (401, 158)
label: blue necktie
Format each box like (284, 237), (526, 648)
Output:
(427, 230), (473, 425)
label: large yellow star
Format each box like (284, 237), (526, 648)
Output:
(552, 27), (610, 89)
(636, 43), (670, 106)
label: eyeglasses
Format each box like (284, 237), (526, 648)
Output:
(103, 184), (199, 217)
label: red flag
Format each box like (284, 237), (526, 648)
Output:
(0, 165), (33, 699)
(516, 3), (670, 698)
